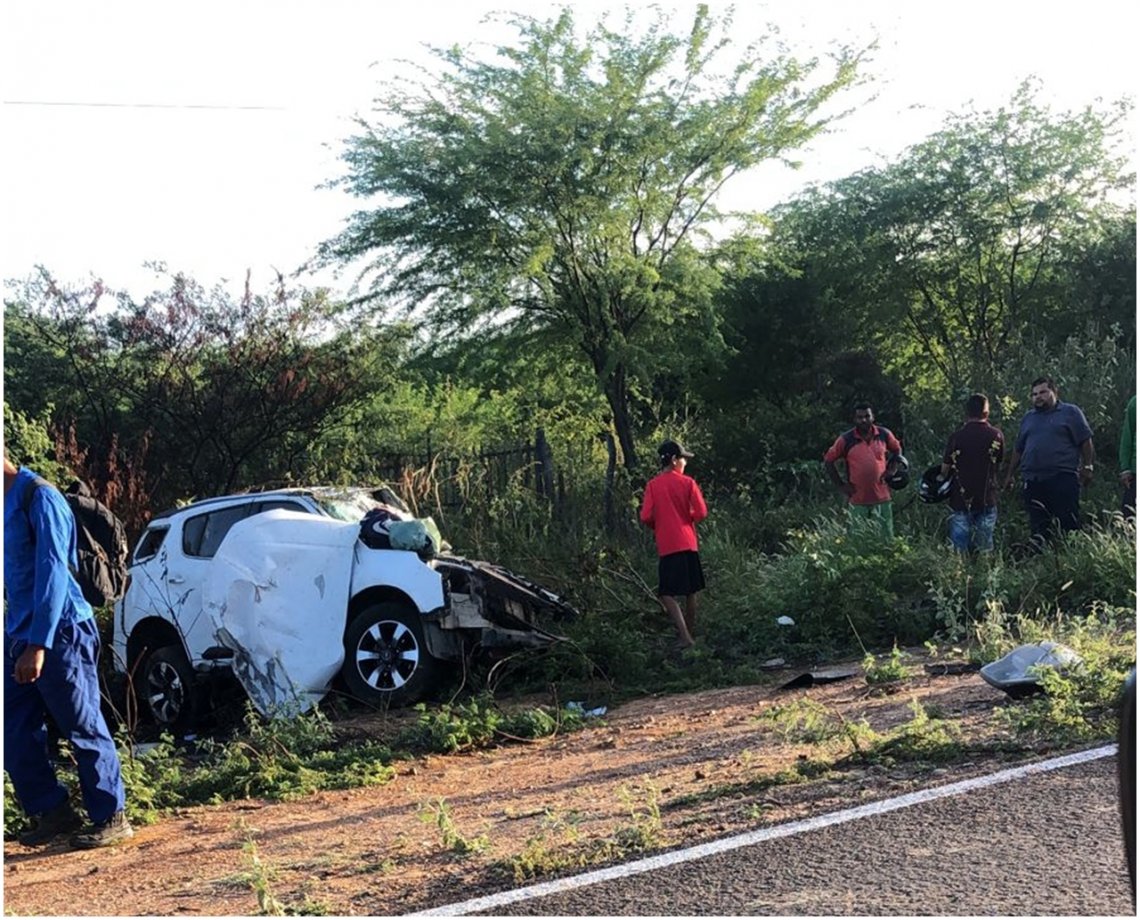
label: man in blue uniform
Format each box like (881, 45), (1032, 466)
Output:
(4, 453), (133, 848)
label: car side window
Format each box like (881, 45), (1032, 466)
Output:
(133, 526), (169, 563)
(183, 505), (250, 558)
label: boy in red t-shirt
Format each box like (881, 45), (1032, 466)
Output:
(639, 440), (708, 649)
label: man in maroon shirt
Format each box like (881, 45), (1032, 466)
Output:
(639, 440), (708, 650)
(824, 405), (902, 539)
(940, 393), (1005, 553)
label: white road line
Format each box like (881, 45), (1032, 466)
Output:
(408, 744), (1117, 916)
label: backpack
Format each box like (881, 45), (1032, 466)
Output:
(22, 477), (131, 609)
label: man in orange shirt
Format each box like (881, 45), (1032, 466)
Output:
(824, 404), (902, 539)
(639, 440), (708, 650)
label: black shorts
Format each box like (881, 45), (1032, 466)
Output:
(657, 550), (705, 597)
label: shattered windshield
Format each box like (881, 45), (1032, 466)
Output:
(312, 490), (382, 522)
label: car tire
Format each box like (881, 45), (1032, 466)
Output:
(140, 645), (198, 733)
(342, 602), (440, 707)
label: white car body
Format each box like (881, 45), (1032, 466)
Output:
(112, 487), (573, 726)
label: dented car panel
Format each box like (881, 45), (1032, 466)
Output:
(205, 510), (356, 715)
(349, 541), (448, 613)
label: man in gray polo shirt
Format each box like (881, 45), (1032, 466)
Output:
(1003, 376), (1095, 546)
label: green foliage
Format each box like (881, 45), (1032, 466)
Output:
(3, 773), (30, 840)
(828, 699), (969, 767)
(2, 402), (68, 481)
(759, 82), (1133, 401)
(498, 784), (663, 883)
(395, 694), (588, 755)
(238, 822), (287, 916)
(863, 643), (911, 685)
(322, 5), (864, 467)
(922, 517), (1137, 649)
(992, 606), (1135, 744)
(418, 798), (490, 856)
(4, 269), (399, 520)
(181, 707), (395, 804)
(398, 697), (503, 754)
(118, 733), (188, 820)
(761, 699), (843, 744)
(501, 810), (589, 883)
(612, 782), (664, 852)
(700, 512), (941, 658)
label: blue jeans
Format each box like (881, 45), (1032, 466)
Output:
(949, 507), (998, 553)
(4, 617), (126, 822)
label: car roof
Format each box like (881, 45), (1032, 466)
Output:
(146, 486), (372, 525)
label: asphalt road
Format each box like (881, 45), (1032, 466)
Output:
(449, 752), (1132, 916)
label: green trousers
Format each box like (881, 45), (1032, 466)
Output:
(848, 501), (894, 539)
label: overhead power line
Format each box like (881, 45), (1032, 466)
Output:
(3, 100), (288, 111)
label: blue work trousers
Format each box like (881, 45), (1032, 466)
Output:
(4, 617), (125, 822)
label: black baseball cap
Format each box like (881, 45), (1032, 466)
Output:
(658, 439), (694, 462)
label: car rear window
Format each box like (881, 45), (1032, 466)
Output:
(181, 500), (311, 558)
(183, 505), (250, 558)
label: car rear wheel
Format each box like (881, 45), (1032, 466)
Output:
(342, 602), (439, 707)
(141, 645), (198, 732)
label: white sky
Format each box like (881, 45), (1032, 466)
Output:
(1, 0), (1135, 300)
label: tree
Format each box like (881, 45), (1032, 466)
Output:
(5, 268), (399, 510)
(765, 82), (1135, 397)
(320, 5), (864, 469)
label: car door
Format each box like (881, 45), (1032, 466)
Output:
(171, 498), (317, 663)
(170, 502), (254, 663)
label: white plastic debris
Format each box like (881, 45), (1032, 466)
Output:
(776, 616), (796, 627)
(979, 641), (1083, 698)
(566, 701), (607, 717)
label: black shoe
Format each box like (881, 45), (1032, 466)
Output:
(70, 811), (135, 849)
(18, 801), (83, 846)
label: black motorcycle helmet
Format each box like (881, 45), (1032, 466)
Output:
(918, 464), (953, 504)
(884, 454), (910, 490)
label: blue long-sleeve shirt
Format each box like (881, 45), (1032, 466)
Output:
(4, 467), (93, 648)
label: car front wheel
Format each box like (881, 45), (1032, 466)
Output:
(141, 644), (198, 732)
(342, 602), (439, 707)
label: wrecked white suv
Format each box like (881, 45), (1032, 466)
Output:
(112, 487), (575, 729)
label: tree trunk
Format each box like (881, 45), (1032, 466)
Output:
(603, 365), (638, 471)
(535, 427), (554, 500)
(601, 430), (617, 534)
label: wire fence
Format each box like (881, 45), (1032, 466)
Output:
(370, 429), (556, 517)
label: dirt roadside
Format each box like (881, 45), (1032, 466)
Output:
(1, 662), (1102, 917)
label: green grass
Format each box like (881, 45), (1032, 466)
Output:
(418, 798), (491, 856)
(863, 643), (911, 685)
(495, 785), (665, 883)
